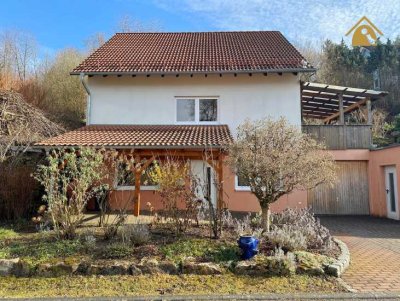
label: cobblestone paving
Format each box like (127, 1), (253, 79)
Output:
(320, 216), (400, 293)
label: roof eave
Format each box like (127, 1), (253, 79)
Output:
(70, 68), (316, 76)
(33, 144), (226, 150)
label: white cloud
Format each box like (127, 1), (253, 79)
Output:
(153, 0), (400, 44)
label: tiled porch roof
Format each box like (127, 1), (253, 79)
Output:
(35, 124), (233, 149)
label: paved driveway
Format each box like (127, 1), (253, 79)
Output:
(320, 216), (400, 292)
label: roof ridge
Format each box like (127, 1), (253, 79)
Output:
(114, 30), (282, 35)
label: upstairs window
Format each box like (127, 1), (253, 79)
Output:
(177, 99), (195, 122)
(176, 98), (218, 123)
(199, 99), (217, 121)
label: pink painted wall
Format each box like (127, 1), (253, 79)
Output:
(368, 146), (400, 218)
(222, 164), (307, 212)
(106, 149), (378, 215)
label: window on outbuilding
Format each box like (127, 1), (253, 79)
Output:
(235, 173), (251, 191)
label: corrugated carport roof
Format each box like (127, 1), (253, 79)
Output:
(301, 82), (388, 121)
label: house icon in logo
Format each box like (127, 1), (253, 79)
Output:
(345, 16), (383, 46)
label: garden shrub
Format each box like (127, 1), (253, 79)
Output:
(148, 158), (198, 235)
(119, 222), (150, 246)
(80, 229), (97, 252)
(267, 208), (332, 252)
(34, 147), (105, 239)
(267, 224), (308, 252)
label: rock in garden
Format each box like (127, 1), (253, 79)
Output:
(37, 262), (77, 277)
(12, 260), (31, 277)
(88, 263), (129, 275)
(75, 261), (91, 275)
(129, 264), (142, 275)
(158, 261), (178, 274)
(295, 251), (328, 276)
(138, 257), (162, 274)
(182, 262), (223, 275)
(0, 258), (20, 276)
(235, 260), (266, 276)
(235, 255), (296, 276)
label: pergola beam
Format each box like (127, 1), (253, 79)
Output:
(301, 82), (388, 121)
(323, 98), (368, 124)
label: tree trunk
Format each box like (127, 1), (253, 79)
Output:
(261, 203), (271, 232)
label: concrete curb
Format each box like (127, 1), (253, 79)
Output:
(325, 238), (350, 277)
(3, 292), (400, 300)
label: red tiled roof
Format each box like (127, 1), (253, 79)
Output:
(35, 125), (233, 148)
(71, 31), (313, 74)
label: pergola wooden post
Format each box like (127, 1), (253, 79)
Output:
(216, 153), (224, 209)
(338, 93), (344, 125)
(133, 168), (141, 216)
(366, 97), (372, 125)
(132, 155), (155, 217)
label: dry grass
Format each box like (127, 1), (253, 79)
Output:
(0, 274), (345, 298)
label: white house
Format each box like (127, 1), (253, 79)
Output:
(37, 31), (386, 217)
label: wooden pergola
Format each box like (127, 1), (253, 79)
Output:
(301, 82), (388, 124)
(119, 148), (226, 216)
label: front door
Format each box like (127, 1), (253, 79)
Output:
(190, 160), (216, 208)
(385, 166), (399, 220)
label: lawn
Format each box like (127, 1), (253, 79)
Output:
(0, 274), (344, 298)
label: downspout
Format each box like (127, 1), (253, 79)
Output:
(80, 73), (91, 125)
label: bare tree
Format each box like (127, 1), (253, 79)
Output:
(116, 15), (162, 33)
(0, 30), (38, 84)
(227, 117), (336, 232)
(85, 32), (106, 54)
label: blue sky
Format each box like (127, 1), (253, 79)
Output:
(1, 0), (400, 54)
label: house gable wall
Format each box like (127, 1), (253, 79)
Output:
(87, 73), (301, 135)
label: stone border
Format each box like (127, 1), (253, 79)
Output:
(0, 240), (350, 278)
(325, 238), (350, 277)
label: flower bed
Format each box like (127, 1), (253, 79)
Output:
(0, 209), (349, 278)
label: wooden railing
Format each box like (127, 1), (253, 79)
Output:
(302, 125), (372, 149)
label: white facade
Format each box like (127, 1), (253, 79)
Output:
(87, 73), (301, 135)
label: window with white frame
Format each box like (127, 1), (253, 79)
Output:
(116, 162), (158, 190)
(176, 98), (218, 123)
(235, 173), (251, 191)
